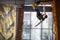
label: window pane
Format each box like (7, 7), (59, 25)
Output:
(42, 12), (53, 28)
(22, 29), (31, 39)
(23, 12), (30, 28)
(42, 29), (52, 40)
(31, 29), (41, 40)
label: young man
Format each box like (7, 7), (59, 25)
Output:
(32, 1), (47, 27)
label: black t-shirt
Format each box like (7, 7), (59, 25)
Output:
(35, 8), (47, 21)
(37, 13), (43, 20)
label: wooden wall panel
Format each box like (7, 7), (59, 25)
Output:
(16, 5), (24, 40)
(55, 0), (60, 40)
(51, 1), (58, 40)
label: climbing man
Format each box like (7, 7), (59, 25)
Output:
(32, 1), (47, 27)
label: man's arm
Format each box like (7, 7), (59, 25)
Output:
(43, 6), (46, 15)
(43, 6), (47, 18)
(35, 19), (42, 27)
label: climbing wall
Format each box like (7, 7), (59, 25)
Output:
(0, 4), (16, 40)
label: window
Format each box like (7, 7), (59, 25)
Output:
(22, 5), (55, 40)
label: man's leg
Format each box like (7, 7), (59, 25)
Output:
(35, 19), (42, 27)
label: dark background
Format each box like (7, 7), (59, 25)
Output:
(55, 0), (60, 40)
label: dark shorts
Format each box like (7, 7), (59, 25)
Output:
(35, 8), (47, 21)
(35, 8), (43, 20)
(37, 14), (47, 21)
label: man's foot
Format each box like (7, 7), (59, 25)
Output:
(35, 25), (37, 27)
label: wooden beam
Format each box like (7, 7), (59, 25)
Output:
(16, 4), (24, 40)
(51, 1), (58, 40)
